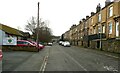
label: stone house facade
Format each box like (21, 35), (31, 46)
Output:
(63, 0), (120, 53)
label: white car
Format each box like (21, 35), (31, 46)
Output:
(59, 41), (63, 45)
(48, 42), (53, 46)
(63, 41), (70, 47)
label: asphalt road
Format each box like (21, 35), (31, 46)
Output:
(2, 43), (120, 73)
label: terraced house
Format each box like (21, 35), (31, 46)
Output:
(63, 0), (120, 53)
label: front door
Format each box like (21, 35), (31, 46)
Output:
(116, 21), (119, 37)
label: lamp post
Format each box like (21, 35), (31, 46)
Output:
(36, 2), (40, 46)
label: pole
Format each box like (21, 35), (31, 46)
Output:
(36, 2), (40, 46)
(100, 25), (102, 50)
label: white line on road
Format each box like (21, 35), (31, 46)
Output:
(103, 65), (118, 72)
(39, 56), (48, 73)
(39, 56), (46, 73)
(62, 50), (87, 71)
(104, 54), (119, 59)
(39, 48), (50, 73)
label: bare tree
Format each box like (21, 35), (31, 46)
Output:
(25, 17), (37, 34)
(25, 17), (52, 43)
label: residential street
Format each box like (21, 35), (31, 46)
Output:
(2, 43), (119, 73)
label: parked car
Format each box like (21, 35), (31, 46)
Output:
(47, 42), (53, 46)
(59, 41), (63, 45)
(39, 43), (45, 49)
(17, 40), (40, 51)
(17, 40), (36, 47)
(29, 41), (45, 49)
(62, 41), (70, 47)
(0, 49), (2, 61)
(61, 41), (65, 46)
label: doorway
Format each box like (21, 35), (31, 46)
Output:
(97, 41), (100, 48)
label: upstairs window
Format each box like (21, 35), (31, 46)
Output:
(98, 13), (101, 22)
(108, 6), (113, 17)
(109, 22), (112, 34)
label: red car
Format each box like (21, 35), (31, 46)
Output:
(29, 41), (45, 50)
(17, 40), (36, 47)
(0, 49), (2, 61)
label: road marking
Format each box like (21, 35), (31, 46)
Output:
(103, 66), (118, 72)
(39, 48), (50, 73)
(39, 56), (48, 73)
(104, 54), (119, 59)
(39, 56), (46, 73)
(62, 50), (87, 71)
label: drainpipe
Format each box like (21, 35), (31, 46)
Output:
(100, 25), (102, 50)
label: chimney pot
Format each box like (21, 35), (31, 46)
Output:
(82, 18), (86, 22)
(91, 12), (95, 16)
(86, 16), (89, 19)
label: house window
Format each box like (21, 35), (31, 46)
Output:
(102, 25), (105, 33)
(109, 6), (113, 17)
(116, 21), (119, 37)
(98, 13), (101, 22)
(98, 26), (101, 33)
(93, 27), (96, 34)
(109, 22), (112, 34)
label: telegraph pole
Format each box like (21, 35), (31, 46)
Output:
(36, 2), (40, 46)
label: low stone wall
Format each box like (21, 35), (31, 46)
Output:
(90, 39), (120, 53)
(2, 45), (39, 52)
(90, 41), (97, 49)
(102, 39), (120, 53)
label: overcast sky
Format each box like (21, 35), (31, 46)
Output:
(0, 0), (111, 36)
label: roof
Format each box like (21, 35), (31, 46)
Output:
(0, 23), (23, 36)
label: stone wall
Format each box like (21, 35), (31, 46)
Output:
(90, 41), (97, 49)
(102, 39), (120, 53)
(90, 39), (120, 53)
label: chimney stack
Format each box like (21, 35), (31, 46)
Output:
(79, 21), (82, 24)
(91, 12), (95, 16)
(82, 18), (86, 22)
(86, 16), (89, 19)
(105, 0), (111, 6)
(96, 3), (101, 12)
(113, 0), (119, 2)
